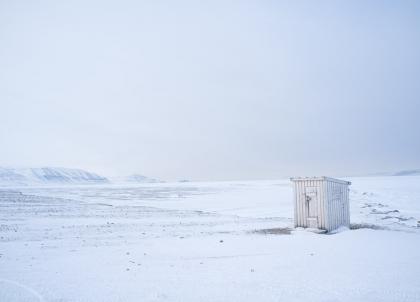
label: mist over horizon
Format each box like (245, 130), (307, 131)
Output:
(2, 164), (420, 183)
(1, 0), (419, 181)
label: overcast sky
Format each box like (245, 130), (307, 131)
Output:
(1, 0), (419, 181)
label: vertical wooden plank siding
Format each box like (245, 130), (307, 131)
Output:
(316, 180), (321, 228)
(342, 183), (346, 226)
(308, 179), (312, 227)
(297, 181), (300, 226)
(293, 182), (296, 227)
(303, 181), (306, 226)
(336, 182), (340, 229)
(338, 182), (342, 228)
(317, 180), (321, 228)
(300, 180), (304, 227)
(346, 185), (350, 226)
(328, 181), (332, 231)
(291, 177), (350, 231)
(324, 180), (329, 231)
(326, 180), (331, 231)
(326, 180), (350, 231)
(320, 180), (325, 229)
(330, 181), (335, 231)
(329, 181), (333, 231)
(301, 180), (304, 227)
(299, 181), (302, 227)
(332, 181), (336, 231)
(301, 182), (308, 228)
(332, 182), (340, 229)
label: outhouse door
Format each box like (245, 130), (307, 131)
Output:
(305, 187), (318, 228)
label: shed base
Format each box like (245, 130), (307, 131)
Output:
(295, 227), (327, 234)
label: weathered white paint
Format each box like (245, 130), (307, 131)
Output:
(291, 176), (351, 232)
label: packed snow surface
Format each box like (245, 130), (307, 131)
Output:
(1, 176), (420, 301)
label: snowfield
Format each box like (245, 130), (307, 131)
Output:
(1, 176), (420, 302)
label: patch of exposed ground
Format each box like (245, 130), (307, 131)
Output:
(251, 227), (292, 235)
(350, 223), (387, 230)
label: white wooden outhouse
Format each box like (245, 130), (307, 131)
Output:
(290, 177), (351, 232)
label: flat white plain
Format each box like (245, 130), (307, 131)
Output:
(1, 176), (420, 302)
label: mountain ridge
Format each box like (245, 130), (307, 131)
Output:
(0, 167), (109, 186)
(0, 167), (163, 186)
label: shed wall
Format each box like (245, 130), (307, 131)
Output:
(325, 180), (350, 231)
(293, 179), (327, 229)
(292, 178), (350, 232)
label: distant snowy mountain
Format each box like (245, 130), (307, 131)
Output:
(393, 169), (420, 176)
(111, 174), (161, 184)
(125, 174), (160, 183)
(363, 169), (420, 177)
(178, 179), (190, 183)
(0, 167), (109, 186)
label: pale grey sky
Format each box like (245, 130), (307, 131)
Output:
(1, 0), (419, 180)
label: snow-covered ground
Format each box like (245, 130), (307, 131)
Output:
(1, 176), (420, 301)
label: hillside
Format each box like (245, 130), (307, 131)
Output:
(393, 169), (420, 176)
(0, 167), (109, 186)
